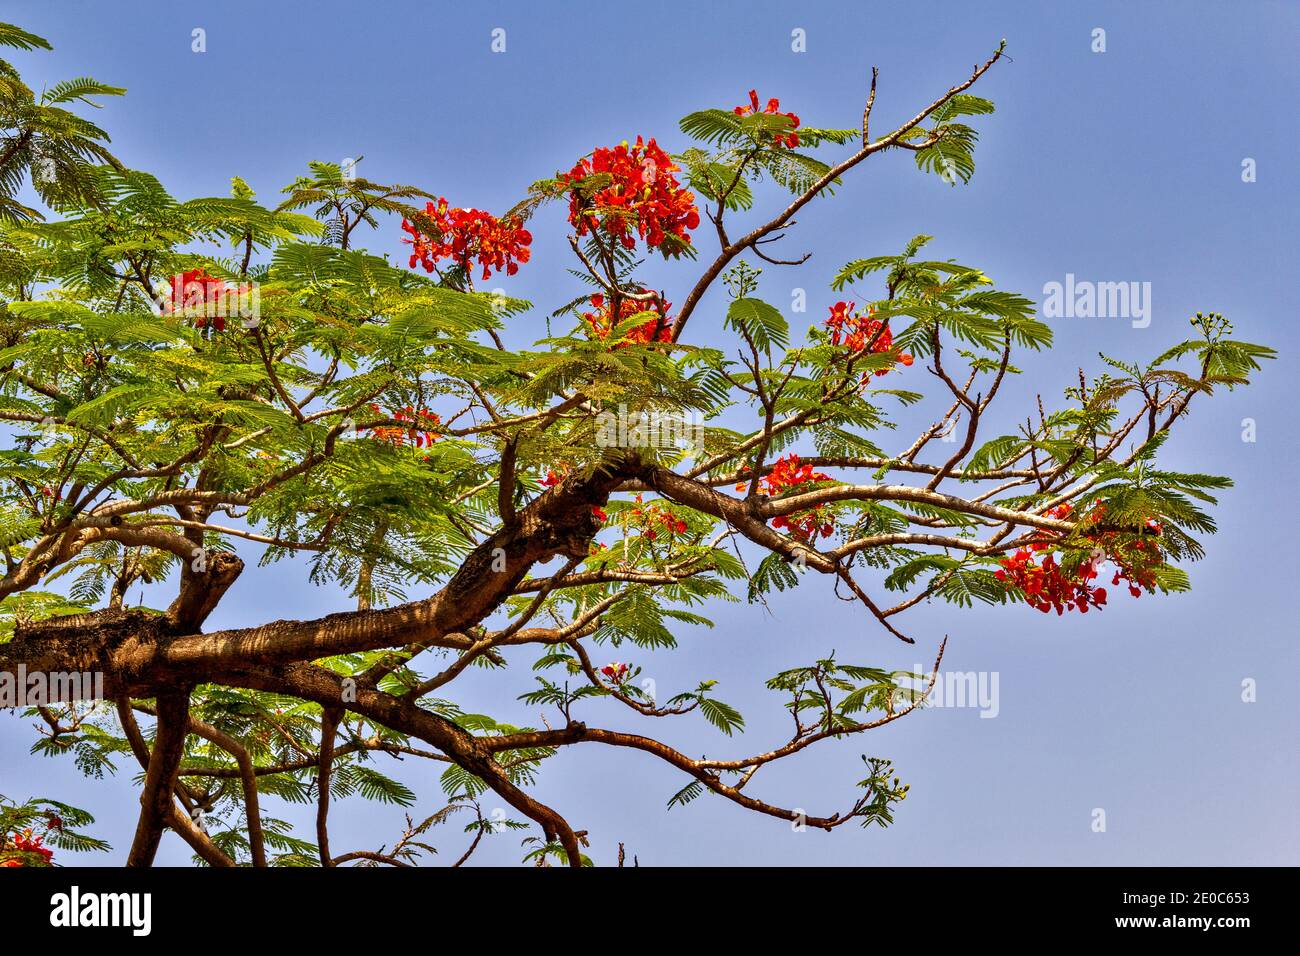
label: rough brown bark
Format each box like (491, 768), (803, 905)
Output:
(125, 687), (192, 867)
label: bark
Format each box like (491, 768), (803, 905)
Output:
(117, 697), (236, 867)
(316, 707), (342, 867)
(185, 715), (266, 867)
(166, 550), (245, 631)
(0, 453), (638, 698)
(125, 688), (192, 867)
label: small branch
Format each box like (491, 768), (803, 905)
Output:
(316, 707), (342, 867)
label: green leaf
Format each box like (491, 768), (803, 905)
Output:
(726, 297), (789, 353)
(697, 696), (745, 736)
(0, 22), (52, 52)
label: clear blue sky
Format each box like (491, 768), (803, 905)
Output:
(3, 0), (1297, 865)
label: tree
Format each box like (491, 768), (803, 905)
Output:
(0, 25), (1273, 868)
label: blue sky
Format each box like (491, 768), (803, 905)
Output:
(2, 0), (1297, 865)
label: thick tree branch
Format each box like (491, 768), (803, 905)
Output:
(125, 688), (192, 867)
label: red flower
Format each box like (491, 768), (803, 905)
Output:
(627, 494), (689, 540)
(164, 269), (240, 331)
(739, 453), (836, 542)
(824, 302), (912, 376)
(364, 404), (442, 447)
(560, 137), (700, 254)
(733, 89), (801, 149)
(997, 499), (1168, 614)
(3, 828), (54, 866)
(581, 291), (674, 345)
(401, 198), (532, 281)
(996, 548), (1101, 615)
(600, 662), (631, 683)
(759, 454), (830, 493)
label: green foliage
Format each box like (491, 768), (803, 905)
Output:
(726, 296), (789, 354)
(1, 22), (124, 220)
(852, 756), (909, 828)
(906, 94), (995, 184)
(748, 552), (802, 602)
(766, 655), (913, 732)
(667, 681), (745, 736)
(277, 160), (434, 249)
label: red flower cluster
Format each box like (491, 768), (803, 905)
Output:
(401, 198), (532, 281)
(365, 404), (442, 447)
(824, 302), (913, 376)
(995, 548), (1107, 615)
(1078, 503), (1165, 597)
(164, 268), (239, 331)
(1029, 503), (1076, 545)
(0, 829), (54, 867)
(773, 511), (836, 542)
(581, 292), (674, 345)
(600, 662), (631, 683)
(748, 453), (831, 495)
(560, 137), (700, 253)
(996, 501), (1166, 614)
(630, 493), (688, 540)
(733, 89), (801, 148)
(738, 454), (836, 542)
